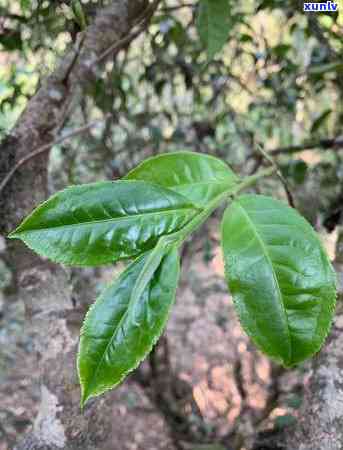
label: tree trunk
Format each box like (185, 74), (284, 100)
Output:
(256, 261), (343, 450)
(0, 1), (154, 448)
(281, 261), (343, 450)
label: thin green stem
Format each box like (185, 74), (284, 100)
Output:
(163, 166), (276, 246)
(230, 166), (276, 196)
(128, 166), (276, 311)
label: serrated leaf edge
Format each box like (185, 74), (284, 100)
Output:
(77, 248), (180, 408)
(8, 179), (199, 267)
(221, 195), (337, 368)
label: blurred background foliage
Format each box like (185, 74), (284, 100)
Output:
(0, 1), (342, 221)
(1, 1), (342, 199)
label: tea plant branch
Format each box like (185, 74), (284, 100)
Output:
(93, 0), (162, 66)
(250, 137), (343, 176)
(256, 144), (295, 208)
(269, 136), (343, 156)
(0, 117), (107, 196)
(131, 166), (277, 306)
(164, 166), (277, 247)
(10, 151), (336, 407)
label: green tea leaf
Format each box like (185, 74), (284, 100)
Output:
(78, 246), (180, 406)
(9, 181), (198, 266)
(197, 0), (231, 59)
(221, 194), (336, 367)
(20, 0), (31, 10)
(71, 0), (87, 30)
(125, 151), (239, 207)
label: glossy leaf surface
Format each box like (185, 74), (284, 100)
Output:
(9, 180), (198, 266)
(197, 0), (231, 59)
(125, 151), (239, 207)
(78, 247), (180, 406)
(221, 194), (336, 367)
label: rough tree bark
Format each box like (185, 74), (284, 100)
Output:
(0, 1), (156, 449)
(256, 262), (343, 450)
(281, 263), (343, 450)
(273, 6), (343, 450)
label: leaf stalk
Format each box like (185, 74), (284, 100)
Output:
(164, 165), (277, 246)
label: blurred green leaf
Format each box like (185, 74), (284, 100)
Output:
(281, 160), (308, 185)
(0, 33), (23, 51)
(275, 414), (297, 429)
(20, 0), (31, 10)
(309, 62), (343, 75)
(272, 43), (291, 58)
(197, 0), (231, 59)
(71, 0), (87, 30)
(311, 109), (332, 133)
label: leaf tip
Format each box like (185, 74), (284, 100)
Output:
(8, 222), (25, 239)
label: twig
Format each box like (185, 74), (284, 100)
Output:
(307, 13), (338, 60)
(249, 136), (343, 175)
(0, 117), (108, 196)
(256, 144), (295, 208)
(269, 137), (343, 156)
(93, 0), (162, 66)
(61, 32), (86, 85)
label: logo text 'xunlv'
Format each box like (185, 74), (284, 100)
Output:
(303, 2), (338, 11)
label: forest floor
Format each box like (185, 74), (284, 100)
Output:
(0, 218), (330, 450)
